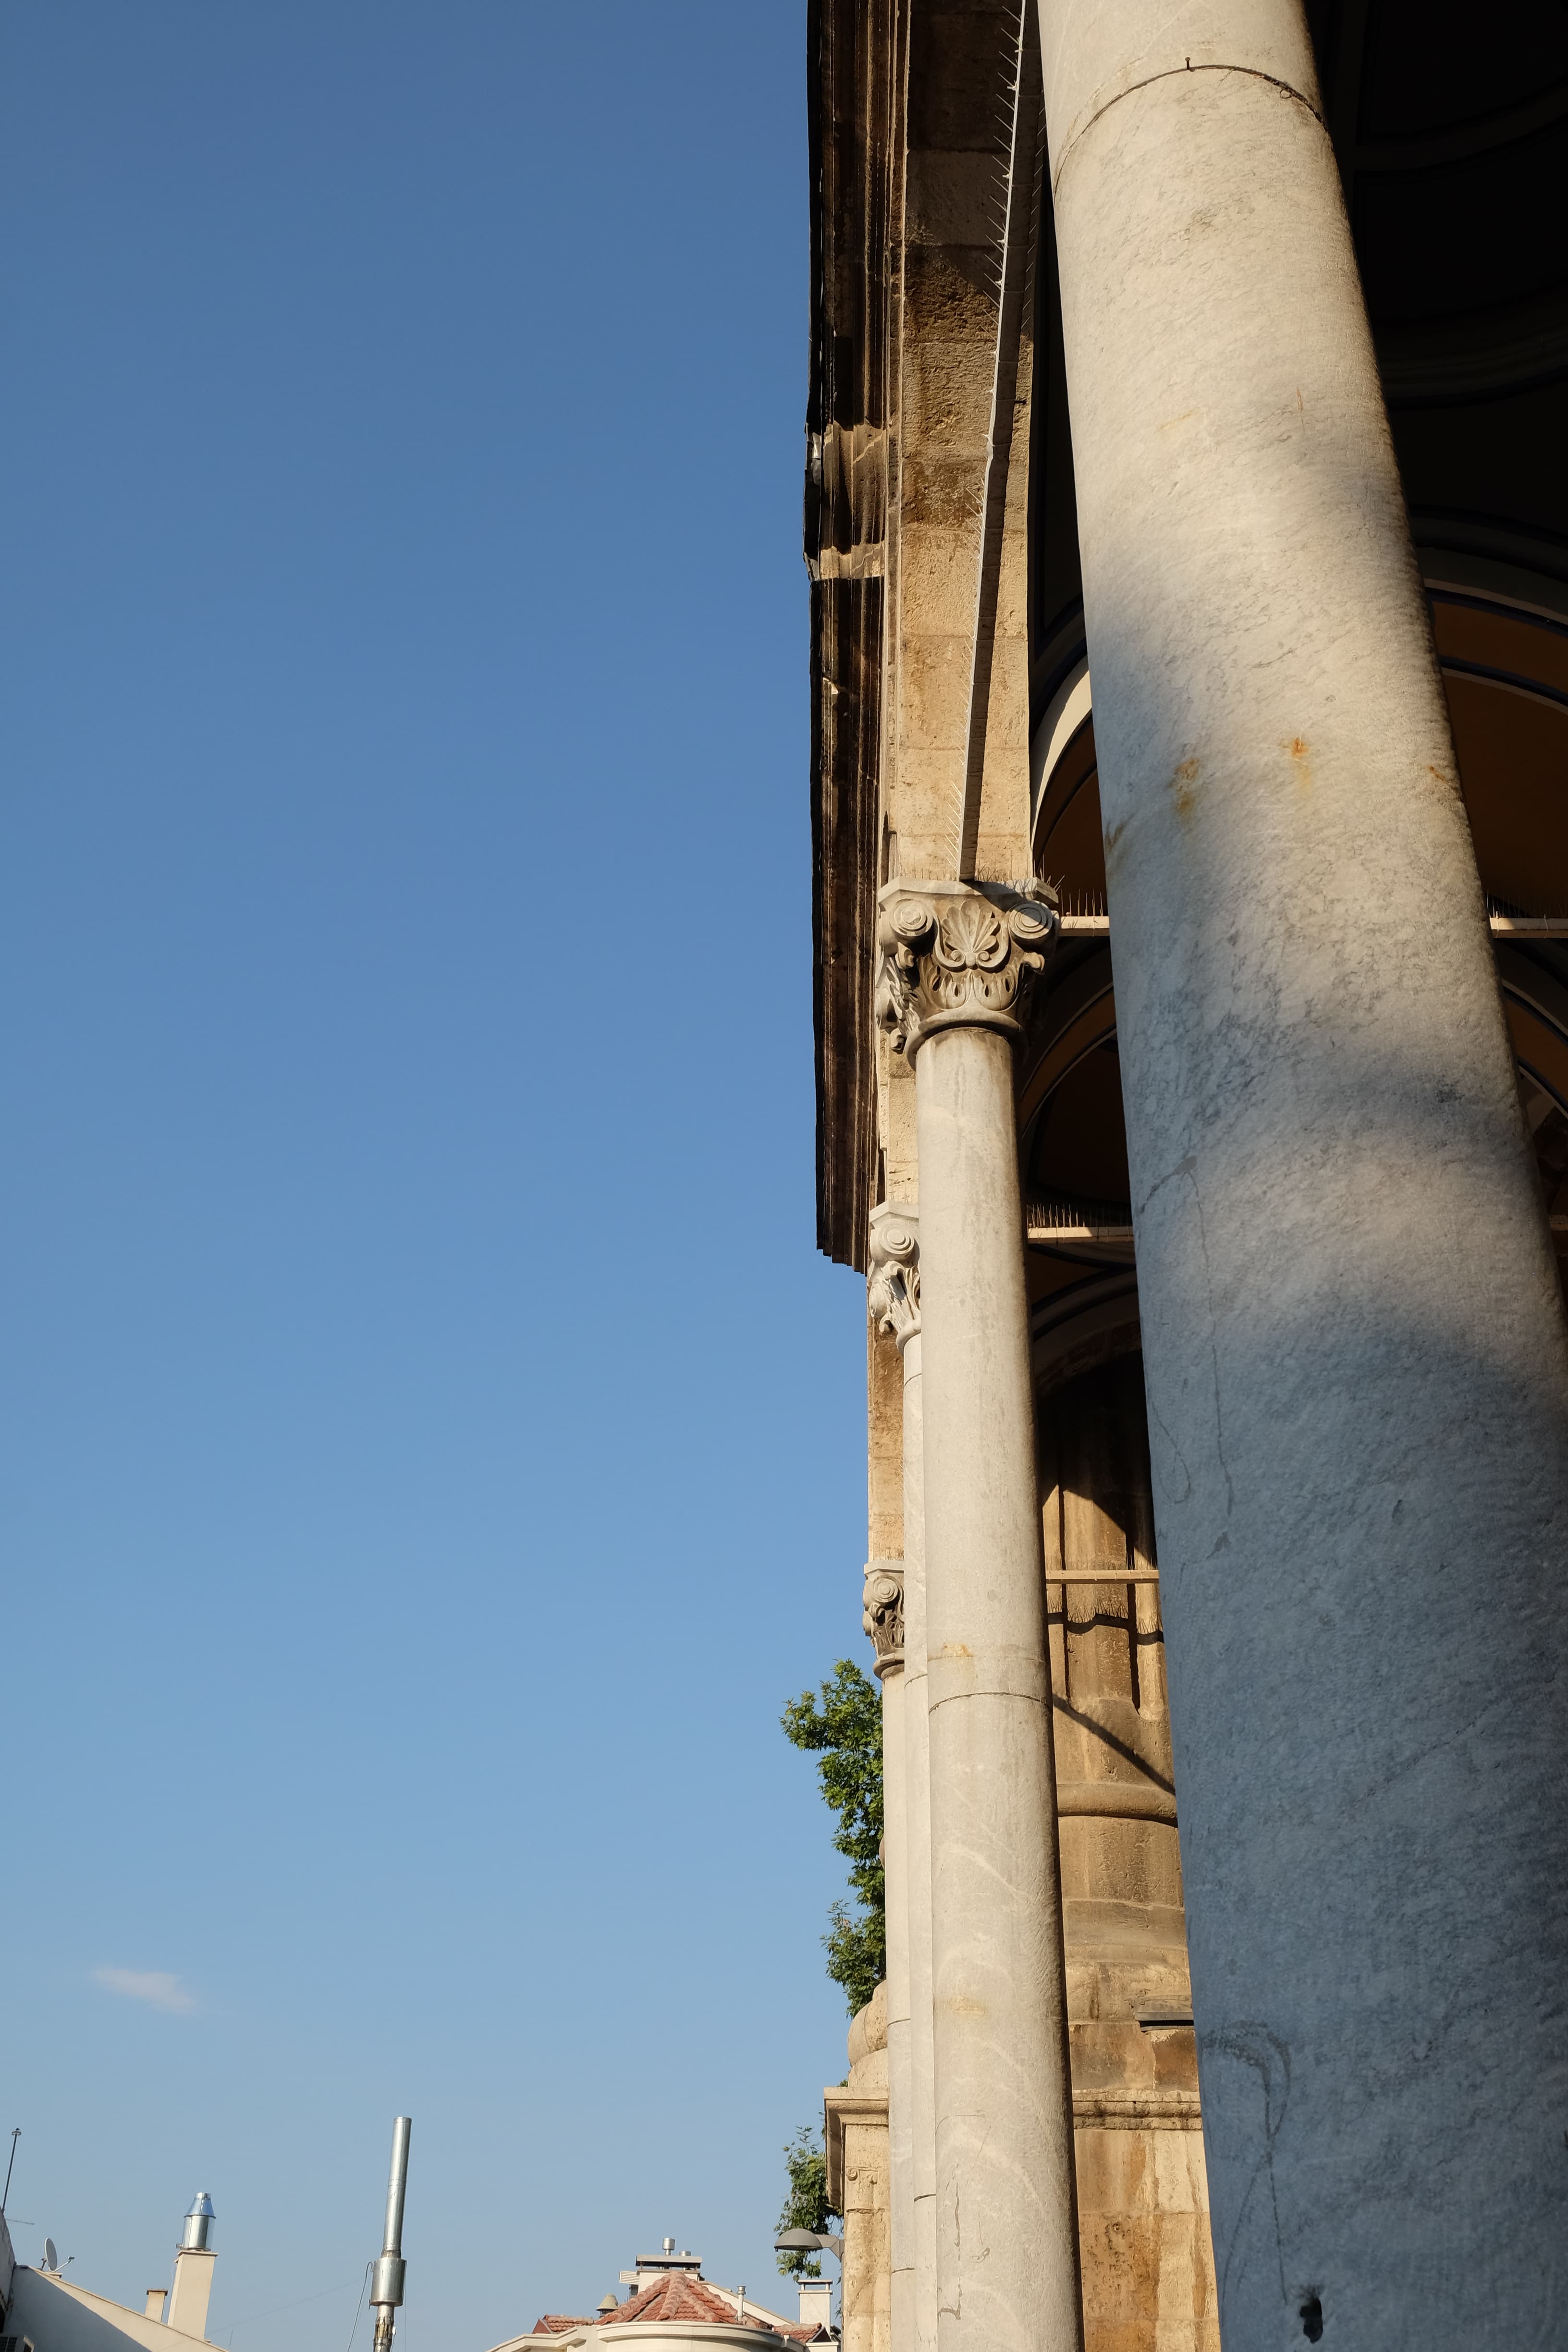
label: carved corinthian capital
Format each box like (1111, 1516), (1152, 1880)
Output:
(863, 1557), (905, 1676)
(868, 1200), (920, 1352)
(874, 878), (1059, 1059)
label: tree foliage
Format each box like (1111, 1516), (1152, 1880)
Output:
(775, 2124), (838, 2279)
(781, 1658), (885, 2014)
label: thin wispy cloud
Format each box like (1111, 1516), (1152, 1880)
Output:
(91, 1966), (198, 2015)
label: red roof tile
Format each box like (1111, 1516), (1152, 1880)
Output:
(601, 2278), (779, 2332)
(531, 2320), (595, 2336)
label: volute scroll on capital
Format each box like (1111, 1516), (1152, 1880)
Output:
(868, 1200), (920, 1353)
(862, 1557), (905, 1677)
(874, 878), (1060, 1060)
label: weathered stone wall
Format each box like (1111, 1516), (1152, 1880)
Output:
(1041, 1355), (1218, 2352)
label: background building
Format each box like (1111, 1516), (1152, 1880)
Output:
(4, 2196), (220, 2352)
(488, 2242), (825, 2352)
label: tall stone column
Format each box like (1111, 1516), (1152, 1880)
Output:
(828, 1986), (892, 2352)
(869, 1206), (936, 2352)
(1035, 2), (1568, 2340)
(861, 1533), (908, 2352)
(877, 882), (1084, 2352)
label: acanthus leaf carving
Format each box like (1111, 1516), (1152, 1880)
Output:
(862, 1557), (905, 1674)
(875, 880), (1060, 1059)
(868, 1201), (921, 1352)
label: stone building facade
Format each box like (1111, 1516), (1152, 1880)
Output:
(808, 4), (1568, 2349)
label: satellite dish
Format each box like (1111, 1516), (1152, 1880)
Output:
(44, 2237), (58, 2271)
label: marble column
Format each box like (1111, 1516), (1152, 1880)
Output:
(869, 1205), (935, 2352)
(1035, 2), (1568, 2341)
(876, 882), (1084, 2352)
(861, 1537), (908, 2352)
(829, 1986), (893, 2352)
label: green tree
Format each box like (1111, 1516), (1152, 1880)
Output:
(775, 2124), (838, 2280)
(781, 1657), (885, 2014)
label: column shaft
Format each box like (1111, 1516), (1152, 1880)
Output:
(1038, 1), (1568, 2339)
(917, 1025), (1082, 2352)
(870, 1211), (920, 2352)
(900, 1331), (939, 2352)
(881, 1656), (913, 2352)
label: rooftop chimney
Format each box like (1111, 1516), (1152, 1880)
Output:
(166, 2194), (216, 2340)
(797, 2281), (833, 2334)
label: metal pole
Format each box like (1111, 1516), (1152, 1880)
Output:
(369, 2118), (411, 2352)
(2, 2130), (18, 2214)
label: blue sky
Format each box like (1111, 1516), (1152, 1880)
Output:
(0, 7), (867, 2348)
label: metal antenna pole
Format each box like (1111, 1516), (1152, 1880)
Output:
(369, 2118), (411, 2352)
(2, 2130), (18, 2215)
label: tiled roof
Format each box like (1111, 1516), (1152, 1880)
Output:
(603, 2277), (779, 2331)
(527, 2275), (822, 2344)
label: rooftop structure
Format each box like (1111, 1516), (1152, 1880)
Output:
(490, 2243), (824, 2352)
(3, 2192), (222, 2352)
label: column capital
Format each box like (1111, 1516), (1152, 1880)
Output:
(874, 880), (1059, 1060)
(869, 1200), (921, 1353)
(863, 1556), (906, 1676)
